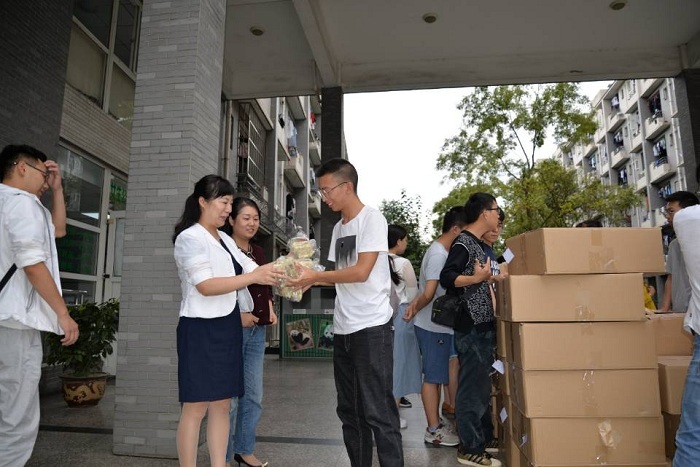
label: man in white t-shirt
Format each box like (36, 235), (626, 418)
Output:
(290, 159), (402, 467)
(405, 206), (467, 448)
(672, 176), (700, 466)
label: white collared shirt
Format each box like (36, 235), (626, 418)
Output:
(674, 205), (700, 334)
(174, 223), (256, 319)
(0, 184), (63, 334)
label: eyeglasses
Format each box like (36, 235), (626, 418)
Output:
(318, 181), (348, 200)
(484, 207), (500, 212)
(15, 161), (50, 182)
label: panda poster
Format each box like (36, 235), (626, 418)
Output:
(286, 318), (315, 351)
(317, 319), (334, 351)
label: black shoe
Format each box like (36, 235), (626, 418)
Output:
(234, 453), (268, 467)
(399, 396), (412, 408)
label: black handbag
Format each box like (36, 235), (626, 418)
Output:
(431, 293), (462, 327)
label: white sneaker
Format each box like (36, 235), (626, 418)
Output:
(399, 417), (407, 429)
(440, 416), (456, 433)
(424, 424), (459, 447)
(457, 451), (502, 466)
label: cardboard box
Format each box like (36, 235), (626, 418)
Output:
(521, 416), (665, 465)
(512, 321), (657, 370)
(500, 274), (646, 322)
(512, 368), (661, 417)
(649, 313), (694, 356)
(505, 228), (665, 275)
(662, 412), (681, 458)
(658, 356), (691, 414)
(497, 318), (512, 358)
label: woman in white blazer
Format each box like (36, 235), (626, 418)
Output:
(172, 175), (281, 467)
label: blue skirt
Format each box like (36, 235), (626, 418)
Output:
(177, 306), (243, 403)
(393, 303), (423, 398)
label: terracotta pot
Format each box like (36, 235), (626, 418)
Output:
(60, 372), (109, 408)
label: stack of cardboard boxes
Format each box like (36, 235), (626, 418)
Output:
(650, 313), (693, 458)
(495, 228), (670, 467)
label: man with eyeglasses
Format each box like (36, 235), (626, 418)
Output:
(0, 144), (78, 466)
(289, 158), (403, 467)
(660, 191), (699, 313)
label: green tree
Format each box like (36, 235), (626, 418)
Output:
(380, 190), (428, 274)
(434, 83), (639, 237)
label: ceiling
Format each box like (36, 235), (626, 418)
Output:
(222, 0), (700, 99)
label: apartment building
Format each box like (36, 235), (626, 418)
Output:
(555, 78), (693, 229)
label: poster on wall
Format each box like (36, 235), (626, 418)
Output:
(286, 318), (315, 352)
(317, 320), (334, 351)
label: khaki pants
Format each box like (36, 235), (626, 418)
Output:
(0, 326), (42, 467)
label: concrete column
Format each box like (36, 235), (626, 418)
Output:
(113, 0), (226, 458)
(319, 87), (343, 268)
(675, 70), (700, 192)
(0, 1), (71, 153)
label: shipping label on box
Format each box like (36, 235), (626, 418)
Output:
(658, 356), (691, 414)
(522, 416), (665, 465)
(512, 368), (661, 417)
(512, 321), (657, 370)
(648, 313), (694, 356)
(501, 274), (646, 322)
(505, 228), (665, 275)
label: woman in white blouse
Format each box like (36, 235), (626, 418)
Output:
(387, 224), (421, 429)
(172, 175), (281, 467)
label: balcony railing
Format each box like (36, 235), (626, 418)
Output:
(308, 192), (322, 218)
(608, 111), (626, 132)
(309, 130), (321, 165)
(648, 160), (675, 185)
(635, 172), (647, 192)
(644, 114), (670, 140)
(629, 131), (643, 153)
(284, 155), (305, 188)
(610, 147), (630, 169)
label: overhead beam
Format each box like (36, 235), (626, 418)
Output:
(292, 0), (338, 88)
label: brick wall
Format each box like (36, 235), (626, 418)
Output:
(60, 85), (131, 174)
(0, 1), (72, 154)
(113, 0), (226, 458)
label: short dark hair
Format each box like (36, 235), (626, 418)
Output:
(576, 219), (603, 228)
(463, 192), (497, 224)
(497, 207), (505, 223)
(0, 144), (48, 181)
(441, 206), (468, 233)
(315, 158), (358, 192)
(665, 190), (699, 209)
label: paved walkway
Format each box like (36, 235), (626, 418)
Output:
(28, 357), (462, 466)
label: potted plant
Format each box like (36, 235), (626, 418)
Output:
(45, 299), (119, 407)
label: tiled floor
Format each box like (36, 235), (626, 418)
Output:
(28, 357), (463, 466)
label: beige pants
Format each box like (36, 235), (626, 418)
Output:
(0, 326), (42, 467)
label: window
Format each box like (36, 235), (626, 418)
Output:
(649, 92), (662, 118)
(627, 80), (636, 96)
(662, 86), (668, 101)
(67, 0), (141, 128)
(237, 103), (266, 189)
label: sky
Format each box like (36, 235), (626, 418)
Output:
(343, 81), (611, 231)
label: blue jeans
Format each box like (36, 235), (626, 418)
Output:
(454, 327), (495, 455)
(226, 324), (265, 461)
(334, 322), (404, 467)
(674, 334), (700, 466)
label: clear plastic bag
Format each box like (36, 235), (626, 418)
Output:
(272, 228), (325, 302)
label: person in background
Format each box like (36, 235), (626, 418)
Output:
(387, 224), (421, 430)
(440, 193), (501, 467)
(671, 169), (700, 467)
(405, 206), (468, 448)
(222, 197), (277, 467)
(480, 208), (509, 293)
(288, 158), (403, 467)
(660, 191), (699, 313)
(172, 175), (281, 467)
(0, 144), (79, 467)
